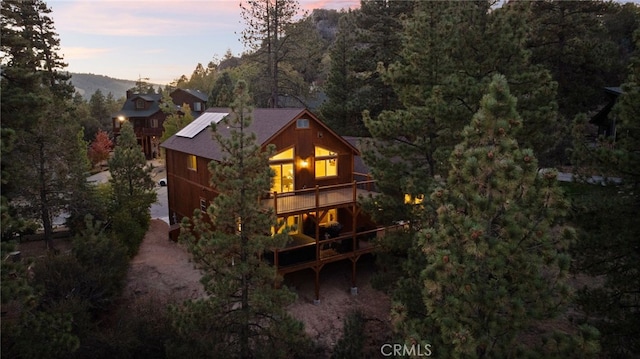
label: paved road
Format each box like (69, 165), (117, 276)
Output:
(86, 160), (169, 224)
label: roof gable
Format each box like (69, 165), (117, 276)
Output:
(161, 108), (358, 160)
(113, 92), (162, 118)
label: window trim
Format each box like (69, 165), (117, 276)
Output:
(296, 118), (310, 129)
(136, 98), (145, 109)
(314, 145), (338, 179)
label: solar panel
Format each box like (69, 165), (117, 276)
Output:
(176, 112), (228, 138)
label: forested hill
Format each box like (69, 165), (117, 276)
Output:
(70, 73), (159, 100)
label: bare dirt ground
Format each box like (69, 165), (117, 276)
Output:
(123, 220), (393, 356)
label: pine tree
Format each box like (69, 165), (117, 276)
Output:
(108, 121), (156, 255)
(168, 80), (309, 358)
(570, 29), (640, 357)
(362, 0), (561, 330)
(320, 1), (413, 136)
(414, 75), (596, 357)
(210, 71), (235, 107)
(160, 102), (194, 143)
(1, 0), (85, 248)
(240, 0), (305, 107)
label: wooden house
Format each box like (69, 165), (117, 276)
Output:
(112, 89), (209, 158)
(161, 108), (394, 301)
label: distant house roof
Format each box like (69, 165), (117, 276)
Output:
(113, 93), (162, 118)
(161, 107), (359, 161)
(178, 88), (209, 102)
(591, 86), (623, 137)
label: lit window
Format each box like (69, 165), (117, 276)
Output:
(187, 155), (197, 171)
(315, 146), (338, 178)
(296, 118), (309, 129)
(269, 148), (295, 193)
(404, 194), (424, 205)
(269, 147), (294, 161)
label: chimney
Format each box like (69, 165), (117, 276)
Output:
(126, 90), (133, 99)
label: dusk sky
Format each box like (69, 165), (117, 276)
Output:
(48, 0), (359, 85)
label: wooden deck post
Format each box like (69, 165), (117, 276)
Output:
(314, 266), (321, 304)
(350, 257), (358, 295)
(273, 191), (278, 214)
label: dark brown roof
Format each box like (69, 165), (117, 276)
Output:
(162, 108), (304, 160)
(161, 107), (360, 161)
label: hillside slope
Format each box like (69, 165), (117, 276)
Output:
(70, 73), (160, 100)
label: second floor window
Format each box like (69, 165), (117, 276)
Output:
(269, 147), (294, 193)
(150, 119), (158, 128)
(136, 99), (145, 109)
(193, 102), (202, 111)
(315, 146), (338, 178)
(187, 155), (197, 171)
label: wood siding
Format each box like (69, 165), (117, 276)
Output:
(268, 114), (354, 190)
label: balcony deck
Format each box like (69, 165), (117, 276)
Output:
(262, 180), (377, 215)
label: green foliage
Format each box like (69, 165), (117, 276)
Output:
(332, 310), (366, 359)
(73, 297), (174, 359)
(168, 80), (310, 358)
(414, 75), (595, 357)
(525, 1), (633, 120)
(108, 121), (156, 255)
(0, 241), (35, 305)
(569, 30), (640, 357)
(3, 306), (81, 359)
(320, 1), (411, 136)
(240, 0), (307, 107)
(210, 71), (235, 107)
(160, 100), (195, 143)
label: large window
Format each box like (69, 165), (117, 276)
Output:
(269, 148), (294, 193)
(187, 155), (197, 171)
(315, 146), (338, 178)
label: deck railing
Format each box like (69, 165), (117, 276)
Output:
(265, 179), (377, 215)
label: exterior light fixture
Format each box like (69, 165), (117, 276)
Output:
(301, 159), (309, 168)
(118, 116), (126, 122)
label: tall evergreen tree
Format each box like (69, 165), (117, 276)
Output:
(320, 1), (413, 136)
(412, 75), (596, 357)
(108, 121), (156, 255)
(88, 89), (112, 133)
(168, 80), (309, 358)
(362, 1), (561, 318)
(525, 0), (624, 120)
(210, 71), (235, 107)
(1, 0), (85, 248)
(240, 0), (304, 107)
(570, 28), (640, 358)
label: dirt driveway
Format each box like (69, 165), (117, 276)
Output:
(124, 220), (393, 355)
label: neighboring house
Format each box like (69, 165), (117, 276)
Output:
(161, 108), (395, 301)
(170, 88), (209, 118)
(591, 86), (622, 138)
(112, 88), (209, 158)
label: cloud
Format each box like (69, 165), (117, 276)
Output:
(301, 0), (360, 11)
(61, 46), (114, 60)
(51, 1), (238, 37)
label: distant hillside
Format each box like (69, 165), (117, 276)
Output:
(70, 73), (161, 100)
